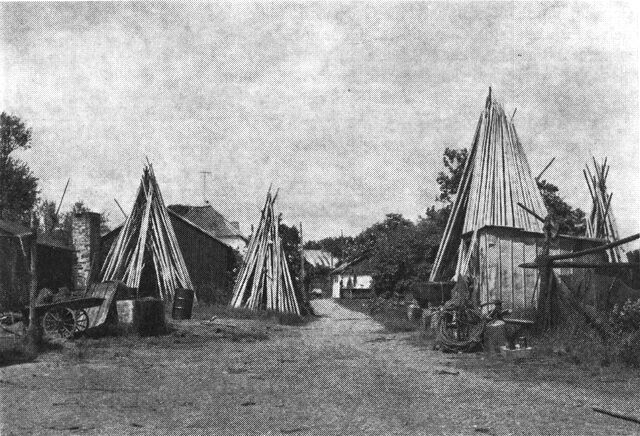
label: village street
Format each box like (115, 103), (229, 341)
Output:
(1, 300), (639, 436)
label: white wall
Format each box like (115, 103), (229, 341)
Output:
(331, 274), (373, 298)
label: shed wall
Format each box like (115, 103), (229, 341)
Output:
(170, 214), (232, 304)
(472, 227), (604, 313)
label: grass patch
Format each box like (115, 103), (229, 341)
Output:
(531, 319), (640, 370)
(193, 303), (316, 326)
(336, 299), (421, 333)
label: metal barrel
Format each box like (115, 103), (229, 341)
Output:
(172, 288), (194, 320)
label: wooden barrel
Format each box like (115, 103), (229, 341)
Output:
(172, 288), (194, 320)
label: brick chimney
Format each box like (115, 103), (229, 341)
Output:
(72, 211), (101, 291)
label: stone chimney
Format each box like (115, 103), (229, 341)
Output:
(72, 211), (101, 291)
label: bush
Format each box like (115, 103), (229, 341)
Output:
(609, 299), (640, 333)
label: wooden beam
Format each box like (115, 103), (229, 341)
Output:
(517, 202), (545, 223)
(520, 261), (637, 269)
(549, 233), (640, 261)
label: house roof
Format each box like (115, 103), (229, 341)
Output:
(303, 249), (338, 268)
(0, 219), (73, 251)
(332, 255), (375, 275)
(168, 204), (246, 242)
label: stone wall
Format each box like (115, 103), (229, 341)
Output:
(72, 212), (101, 291)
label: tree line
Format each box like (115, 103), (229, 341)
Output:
(305, 147), (587, 296)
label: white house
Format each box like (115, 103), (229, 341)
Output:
(330, 256), (374, 299)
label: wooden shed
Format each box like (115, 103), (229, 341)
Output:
(101, 210), (234, 305)
(1, 219), (74, 311)
(429, 91), (606, 314)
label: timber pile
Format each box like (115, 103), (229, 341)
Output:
(229, 189), (301, 314)
(99, 164), (193, 301)
(430, 88), (547, 281)
(584, 157), (623, 262)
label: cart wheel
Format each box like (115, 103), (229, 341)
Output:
(74, 309), (89, 333)
(42, 307), (75, 339)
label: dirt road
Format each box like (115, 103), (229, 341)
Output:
(1, 299), (638, 435)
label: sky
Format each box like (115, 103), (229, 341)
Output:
(1, 2), (638, 241)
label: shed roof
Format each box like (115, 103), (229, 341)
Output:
(0, 218), (73, 251)
(168, 204), (246, 241)
(303, 249), (338, 268)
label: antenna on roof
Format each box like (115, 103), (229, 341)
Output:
(200, 171), (212, 205)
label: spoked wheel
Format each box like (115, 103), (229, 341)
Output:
(42, 307), (76, 339)
(74, 309), (90, 333)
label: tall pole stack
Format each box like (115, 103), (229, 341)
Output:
(229, 189), (301, 314)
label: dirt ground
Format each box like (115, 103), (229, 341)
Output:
(1, 299), (639, 435)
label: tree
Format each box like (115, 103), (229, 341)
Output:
(0, 112), (38, 221)
(436, 147), (468, 205)
(35, 199), (59, 233)
(278, 222), (302, 291)
(537, 179), (586, 236)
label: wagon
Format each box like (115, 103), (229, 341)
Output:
(24, 296), (104, 339)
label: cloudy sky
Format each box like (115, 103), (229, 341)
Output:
(1, 2), (638, 241)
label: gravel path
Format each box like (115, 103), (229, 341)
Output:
(1, 299), (638, 435)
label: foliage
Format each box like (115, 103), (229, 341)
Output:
(342, 213), (444, 296)
(223, 248), (245, 304)
(279, 222), (302, 293)
(35, 199), (59, 233)
(537, 180), (586, 236)
(0, 112), (38, 222)
(609, 299), (640, 334)
(35, 199), (111, 244)
(436, 147), (468, 205)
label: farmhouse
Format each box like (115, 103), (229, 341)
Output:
(331, 256), (374, 299)
(429, 91), (606, 313)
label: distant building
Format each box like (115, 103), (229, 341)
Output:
(303, 249), (339, 298)
(331, 256), (374, 299)
(167, 203), (247, 253)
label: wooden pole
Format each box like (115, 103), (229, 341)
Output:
(25, 212), (41, 354)
(517, 202), (545, 223)
(54, 178), (71, 221)
(520, 261), (636, 269)
(549, 233), (640, 262)
(593, 407), (640, 425)
(535, 157), (556, 182)
(114, 198), (128, 219)
(299, 222), (306, 304)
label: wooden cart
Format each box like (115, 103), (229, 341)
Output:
(27, 297), (104, 339)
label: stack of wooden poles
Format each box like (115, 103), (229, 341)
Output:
(584, 157), (623, 262)
(99, 164), (193, 301)
(229, 189), (301, 314)
(430, 88), (547, 282)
